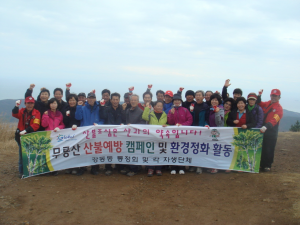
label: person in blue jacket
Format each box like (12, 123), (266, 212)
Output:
(75, 92), (104, 175)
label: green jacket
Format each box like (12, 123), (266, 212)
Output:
(142, 107), (167, 125)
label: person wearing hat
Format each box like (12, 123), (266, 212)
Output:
(257, 89), (283, 172)
(163, 90), (174, 114)
(167, 93), (193, 175)
(12, 96), (41, 178)
(123, 92), (131, 110)
(25, 84), (50, 131)
(182, 90), (196, 112)
(246, 93), (264, 128)
(221, 79), (243, 110)
(75, 92), (104, 175)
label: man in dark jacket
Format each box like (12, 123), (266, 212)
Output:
(258, 89), (283, 172)
(12, 97), (41, 178)
(100, 92), (125, 176)
(53, 88), (68, 112)
(182, 90), (196, 112)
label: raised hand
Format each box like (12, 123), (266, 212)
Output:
(100, 99), (105, 106)
(258, 89), (263, 95)
(66, 83), (72, 89)
(91, 89), (96, 94)
(224, 79), (231, 87)
(179, 87), (184, 92)
(29, 84), (35, 90)
(148, 84), (153, 89)
(16, 100), (21, 107)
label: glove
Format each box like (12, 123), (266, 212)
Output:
(19, 130), (27, 135)
(66, 83), (72, 88)
(258, 89), (263, 95)
(91, 89), (96, 94)
(54, 128), (60, 132)
(179, 87), (184, 92)
(66, 110), (70, 116)
(176, 123), (181, 126)
(128, 86), (134, 95)
(100, 99), (105, 106)
(205, 125), (210, 129)
(213, 105), (217, 112)
(16, 100), (21, 107)
(260, 126), (267, 133)
(190, 103), (194, 112)
(72, 125), (77, 130)
(148, 84), (152, 89)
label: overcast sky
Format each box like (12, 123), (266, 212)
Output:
(1, 0), (299, 112)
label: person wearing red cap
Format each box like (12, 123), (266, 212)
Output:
(163, 90), (174, 114)
(257, 89), (283, 172)
(12, 97), (41, 178)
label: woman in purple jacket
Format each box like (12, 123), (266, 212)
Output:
(167, 94), (193, 175)
(246, 93), (264, 128)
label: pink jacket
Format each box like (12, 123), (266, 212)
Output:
(42, 110), (65, 131)
(167, 106), (193, 126)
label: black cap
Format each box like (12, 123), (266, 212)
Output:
(172, 93), (182, 102)
(87, 93), (96, 98)
(78, 92), (86, 98)
(185, 90), (195, 97)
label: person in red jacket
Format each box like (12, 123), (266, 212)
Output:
(12, 96), (41, 178)
(257, 89), (283, 172)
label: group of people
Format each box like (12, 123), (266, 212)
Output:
(12, 79), (283, 178)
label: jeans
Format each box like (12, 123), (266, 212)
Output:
(17, 142), (23, 174)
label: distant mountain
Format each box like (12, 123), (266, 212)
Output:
(1, 99), (299, 131)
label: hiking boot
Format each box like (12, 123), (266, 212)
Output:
(179, 170), (185, 175)
(264, 167), (271, 172)
(105, 170), (112, 176)
(170, 170), (176, 175)
(76, 168), (85, 176)
(71, 169), (77, 175)
(196, 167), (202, 174)
(90, 166), (99, 175)
(147, 169), (154, 177)
(120, 169), (129, 175)
(189, 167), (196, 172)
(156, 170), (162, 176)
(127, 171), (137, 177)
(210, 169), (218, 174)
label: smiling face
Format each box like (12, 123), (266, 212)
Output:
(186, 95), (194, 102)
(156, 93), (164, 101)
(173, 99), (182, 107)
(224, 101), (232, 111)
(54, 90), (63, 102)
(154, 102), (163, 113)
(233, 93), (241, 101)
(87, 97), (96, 106)
(143, 94), (152, 104)
(205, 92), (212, 102)
(248, 99), (256, 107)
(130, 95), (139, 108)
(102, 92), (110, 102)
(237, 100), (246, 111)
(270, 94), (280, 103)
(40, 91), (49, 102)
(164, 95), (172, 104)
(25, 102), (34, 112)
(111, 96), (120, 108)
(211, 98), (219, 107)
(50, 101), (58, 111)
(68, 97), (77, 107)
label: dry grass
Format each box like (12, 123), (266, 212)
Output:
(0, 120), (17, 151)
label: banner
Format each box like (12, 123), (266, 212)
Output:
(20, 125), (264, 178)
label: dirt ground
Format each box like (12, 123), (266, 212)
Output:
(1, 132), (300, 225)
